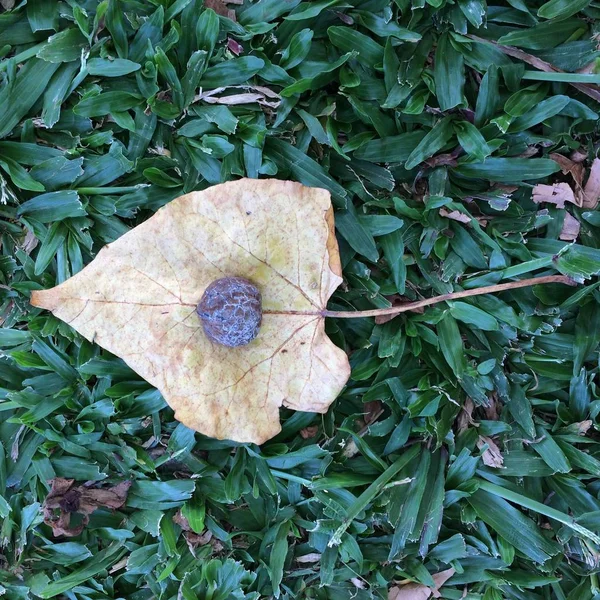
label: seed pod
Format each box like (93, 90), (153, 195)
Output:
(197, 277), (262, 347)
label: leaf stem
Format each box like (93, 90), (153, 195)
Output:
(322, 275), (575, 319)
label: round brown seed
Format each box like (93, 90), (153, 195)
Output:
(197, 277), (262, 347)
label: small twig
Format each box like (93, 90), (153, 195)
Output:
(323, 275), (575, 319)
(466, 34), (600, 104)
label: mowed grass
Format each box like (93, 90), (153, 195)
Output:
(2, 1), (600, 599)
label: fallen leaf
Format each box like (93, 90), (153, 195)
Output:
(439, 208), (471, 224)
(204, 0), (243, 21)
(389, 569), (455, 600)
(296, 553), (321, 563)
(364, 400), (383, 424)
(571, 150), (588, 163)
(477, 435), (504, 468)
(173, 512), (214, 550)
(550, 153), (585, 188)
(227, 38), (244, 55)
(583, 158), (600, 209)
(560, 212), (580, 241)
(300, 425), (319, 439)
(424, 152), (459, 168)
(351, 577), (366, 589)
(197, 85), (280, 108)
(185, 529), (213, 547)
(484, 392), (500, 421)
(109, 557), (128, 574)
(31, 179), (351, 444)
(575, 420), (593, 435)
(518, 146), (541, 159)
(20, 229), (39, 255)
(173, 510), (192, 531)
(205, 93), (268, 105)
(532, 182), (580, 208)
(42, 478), (131, 537)
(457, 398), (475, 435)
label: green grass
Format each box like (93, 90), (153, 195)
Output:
(1, 1), (600, 598)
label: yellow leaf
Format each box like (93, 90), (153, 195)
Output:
(31, 179), (350, 443)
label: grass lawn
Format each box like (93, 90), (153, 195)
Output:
(2, 0), (600, 598)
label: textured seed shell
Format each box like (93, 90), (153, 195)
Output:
(197, 276), (262, 347)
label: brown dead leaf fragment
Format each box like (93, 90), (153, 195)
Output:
(532, 182), (580, 208)
(477, 435), (504, 468)
(227, 38), (244, 55)
(575, 420), (593, 435)
(173, 511), (213, 551)
(550, 153), (585, 188)
(364, 400), (383, 424)
(43, 478), (131, 537)
(560, 212), (581, 242)
(457, 398), (475, 435)
(439, 208), (471, 224)
(389, 569), (455, 600)
(300, 425), (319, 439)
(583, 158), (600, 209)
(204, 0), (243, 21)
(31, 180), (350, 444)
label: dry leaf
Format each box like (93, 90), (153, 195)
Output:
(351, 577), (367, 589)
(173, 512), (213, 550)
(571, 150), (588, 163)
(583, 158), (600, 209)
(20, 229), (38, 255)
(484, 392), (500, 421)
(227, 38), (244, 55)
(43, 478), (131, 537)
(457, 398), (475, 435)
(389, 569), (455, 600)
(296, 553), (321, 563)
(204, 0), (243, 21)
(477, 435), (504, 468)
(439, 208), (471, 224)
(559, 212), (580, 241)
(197, 86), (280, 108)
(532, 182), (580, 208)
(364, 400), (383, 424)
(300, 425), (319, 439)
(575, 420), (593, 435)
(550, 153), (585, 188)
(31, 179), (350, 444)
(185, 529), (213, 547)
